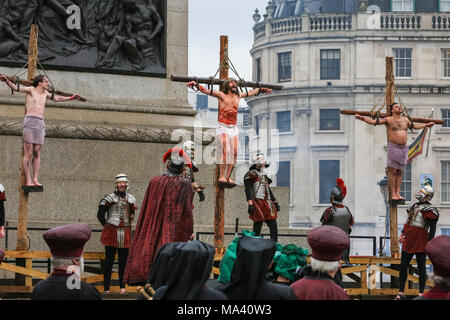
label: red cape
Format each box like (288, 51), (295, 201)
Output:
(123, 174), (194, 284)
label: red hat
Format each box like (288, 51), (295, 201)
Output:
(425, 235), (450, 278)
(0, 248), (4, 263)
(43, 224), (91, 258)
(308, 225), (350, 262)
(163, 148), (192, 168)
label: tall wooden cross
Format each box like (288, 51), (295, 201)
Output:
(171, 36), (282, 255)
(341, 57), (443, 257)
(14, 24), (39, 285)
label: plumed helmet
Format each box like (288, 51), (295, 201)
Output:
(115, 173), (129, 191)
(416, 184), (434, 202)
(163, 148), (192, 168)
(330, 178), (347, 204)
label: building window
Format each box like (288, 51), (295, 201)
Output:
(276, 111), (291, 133)
(254, 115), (260, 135)
(196, 94), (208, 110)
(320, 49), (341, 80)
(442, 109), (450, 127)
(393, 48), (412, 78)
(277, 161), (290, 187)
(441, 49), (450, 78)
(320, 109), (340, 130)
(442, 161), (450, 202)
(400, 163), (412, 202)
(243, 113), (251, 128)
(441, 0), (450, 12)
(392, 0), (414, 12)
(441, 228), (450, 236)
(278, 52), (292, 82)
(319, 160), (340, 203)
(255, 58), (261, 82)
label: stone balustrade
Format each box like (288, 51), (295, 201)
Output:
(253, 12), (450, 41)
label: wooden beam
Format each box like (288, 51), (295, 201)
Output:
(0, 261), (49, 279)
(2, 75), (87, 102)
(340, 110), (443, 124)
(170, 75), (283, 91)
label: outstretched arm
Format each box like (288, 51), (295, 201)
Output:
(186, 81), (222, 99)
(50, 94), (81, 102)
(412, 121), (434, 130)
(0, 75), (32, 94)
(355, 114), (387, 126)
(240, 87), (272, 98)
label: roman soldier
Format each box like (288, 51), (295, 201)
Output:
(97, 173), (137, 293)
(183, 140), (205, 202)
(123, 147), (194, 285)
(244, 153), (280, 242)
(320, 178), (354, 264)
(396, 183), (439, 299)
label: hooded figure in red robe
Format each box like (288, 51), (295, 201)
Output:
(123, 148), (194, 285)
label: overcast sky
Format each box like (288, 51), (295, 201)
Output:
(188, 0), (267, 81)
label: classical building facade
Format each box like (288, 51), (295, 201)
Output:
(247, 0), (450, 255)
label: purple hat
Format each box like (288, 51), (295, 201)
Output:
(308, 225), (350, 262)
(43, 224), (91, 258)
(0, 248), (4, 263)
(425, 235), (450, 278)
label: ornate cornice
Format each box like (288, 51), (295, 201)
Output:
(0, 118), (214, 145)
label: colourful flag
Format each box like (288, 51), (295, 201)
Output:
(407, 127), (428, 163)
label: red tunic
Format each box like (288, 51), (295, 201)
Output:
(123, 174), (194, 285)
(0, 192), (5, 201)
(290, 276), (350, 300)
(402, 210), (438, 253)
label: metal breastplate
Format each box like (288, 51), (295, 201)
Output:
(106, 197), (131, 227)
(253, 173), (269, 200)
(329, 207), (351, 234)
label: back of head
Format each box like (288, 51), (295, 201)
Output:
(425, 235), (450, 279)
(43, 223), (91, 259)
(146, 242), (184, 290)
(158, 240), (214, 300)
(308, 225), (349, 265)
(219, 237), (276, 300)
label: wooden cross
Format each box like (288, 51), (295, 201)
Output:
(171, 36), (282, 255)
(341, 57), (443, 257)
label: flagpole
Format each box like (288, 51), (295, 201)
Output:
(425, 109), (433, 158)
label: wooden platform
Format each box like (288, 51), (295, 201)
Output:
(0, 252), (434, 298)
(21, 186), (43, 193)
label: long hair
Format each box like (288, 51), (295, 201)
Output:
(222, 78), (240, 96)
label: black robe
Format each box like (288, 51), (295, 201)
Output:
(31, 269), (101, 300)
(151, 240), (228, 300)
(217, 236), (297, 300)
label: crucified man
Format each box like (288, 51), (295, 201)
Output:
(187, 78), (272, 186)
(0, 74), (81, 186)
(355, 102), (434, 200)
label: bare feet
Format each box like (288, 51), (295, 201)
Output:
(33, 181), (43, 187)
(120, 288), (126, 294)
(26, 181), (34, 187)
(227, 178), (235, 185)
(218, 177), (227, 184)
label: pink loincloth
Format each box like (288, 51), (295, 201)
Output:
(23, 115), (45, 145)
(387, 141), (408, 171)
